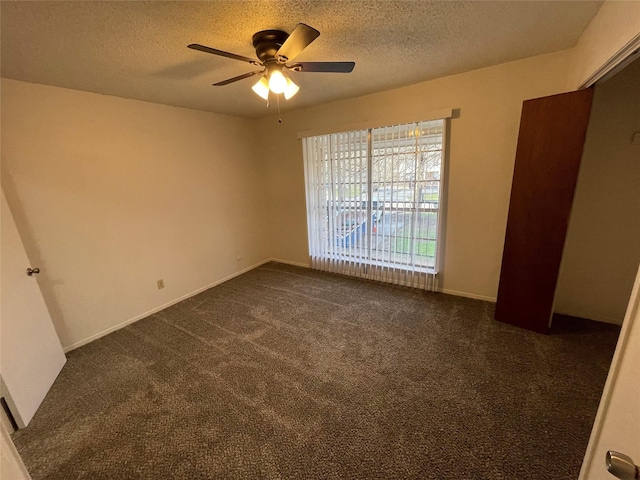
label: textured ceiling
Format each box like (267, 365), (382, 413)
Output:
(1, 1), (602, 119)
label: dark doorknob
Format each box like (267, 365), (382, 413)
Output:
(26, 267), (40, 276)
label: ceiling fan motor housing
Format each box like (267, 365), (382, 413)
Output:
(252, 30), (289, 63)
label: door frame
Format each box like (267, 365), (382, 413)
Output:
(578, 266), (640, 478)
(578, 33), (640, 89)
(576, 33), (640, 478)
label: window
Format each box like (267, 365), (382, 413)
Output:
(303, 119), (446, 290)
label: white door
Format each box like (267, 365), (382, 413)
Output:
(579, 265), (640, 479)
(0, 191), (66, 428)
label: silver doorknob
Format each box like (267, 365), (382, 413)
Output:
(607, 451), (639, 480)
(26, 267), (40, 276)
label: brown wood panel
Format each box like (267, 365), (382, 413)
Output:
(495, 88), (594, 334)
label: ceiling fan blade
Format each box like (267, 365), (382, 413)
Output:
(276, 23), (320, 62)
(293, 62), (355, 73)
(212, 70), (264, 86)
(188, 44), (260, 65)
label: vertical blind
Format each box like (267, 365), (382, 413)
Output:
(303, 119), (446, 290)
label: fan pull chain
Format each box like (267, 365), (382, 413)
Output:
(277, 94), (282, 124)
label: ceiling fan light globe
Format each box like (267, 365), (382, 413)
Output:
(268, 70), (287, 94)
(251, 77), (270, 100)
(283, 78), (300, 100)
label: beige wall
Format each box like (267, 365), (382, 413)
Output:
(555, 59), (640, 324)
(568, 0), (640, 89)
(1, 79), (270, 350)
(258, 50), (573, 300)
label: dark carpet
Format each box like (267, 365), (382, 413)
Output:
(12, 262), (620, 479)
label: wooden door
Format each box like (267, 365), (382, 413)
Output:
(495, 89), (594, 333)
(0, 191), (66, 428)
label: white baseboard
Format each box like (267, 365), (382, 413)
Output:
(439, 288), (496, 303)
(268, 258), (310, 268)
(63, 258), (273, 352)
(64, 254), (623, 353)
(269, 258), (497, 302)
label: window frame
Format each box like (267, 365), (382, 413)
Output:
(302, 116), (449, 289)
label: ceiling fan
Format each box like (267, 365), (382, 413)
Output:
(188, 23), (355, 101)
